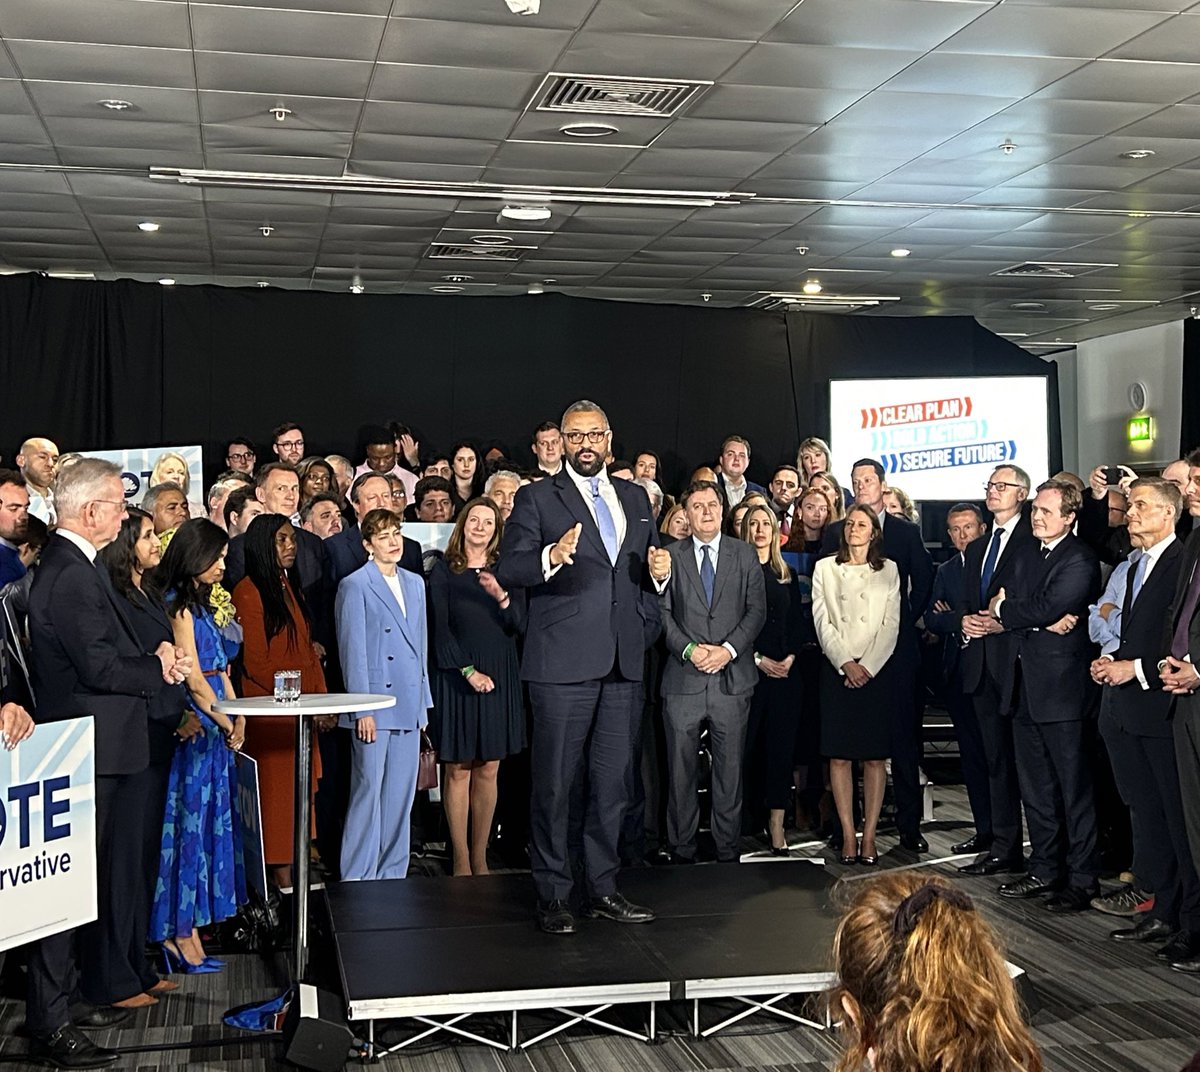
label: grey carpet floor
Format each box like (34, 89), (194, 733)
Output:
(2, 784), (1198, 1071)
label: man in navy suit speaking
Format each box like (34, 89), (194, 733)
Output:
(496, 400), (663, 934)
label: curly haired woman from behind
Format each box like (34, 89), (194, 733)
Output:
(832, 872), (1042, 1072)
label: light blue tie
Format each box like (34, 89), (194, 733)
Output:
(1128, 550), (1146, 605)
(588, 476), (619, 565)
(700, 544), (715, 607)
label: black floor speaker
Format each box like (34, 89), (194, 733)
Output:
(281, 984), (354, 1072)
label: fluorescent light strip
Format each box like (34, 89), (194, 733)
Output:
(150, 168), (745, 210)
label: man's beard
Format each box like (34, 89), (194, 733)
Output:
(568, 451), (605, 477)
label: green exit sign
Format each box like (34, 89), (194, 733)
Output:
(1127, 415), (1153, 442)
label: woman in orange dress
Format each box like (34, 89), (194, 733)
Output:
(231, 513), (327, 888)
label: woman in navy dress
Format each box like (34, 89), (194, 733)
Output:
(428, 498), (525, 875)
(149, 519), (247, 972)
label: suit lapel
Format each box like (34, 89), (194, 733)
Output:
(674, 539), (707, 607)
(367, 565), (417, 655)
(711, 538), (732, 608)
(553, 472), (608, 560)
(1129, 539), (1182, 626)
(56, 536), (142, 648)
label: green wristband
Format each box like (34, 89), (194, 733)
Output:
(461, 665), (476, 678)
(682, 642), (697, 663)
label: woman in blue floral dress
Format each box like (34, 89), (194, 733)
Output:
(150, 519), (247, 971)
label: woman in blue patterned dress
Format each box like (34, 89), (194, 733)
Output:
(149, 519), (247, 972)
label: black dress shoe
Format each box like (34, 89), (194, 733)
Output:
(959, 854), (1026, 876)
(30, 1026), (118, 1069)
(583, 892), (655, 924)
(951, 833), (993, 855)
(1044, 885), (1100, 913)
(1156, 932), (1200, 963)
(69, 1004), (133, 1029)
(667, 852), (695, 866)
(998, 874), (1062, 899)
(536, 899), (577, 935)
(1110, 918), (1177, 943)
(899, 833), (928, 853)
(1170, 954), (1200, 973)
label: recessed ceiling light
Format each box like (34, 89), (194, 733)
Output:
(802, 279), (822, 295)
(543, 278), (557, 284)
(997, 332), (1029, 338)
(890, 247), (911, 258)
(442, 274), (474, 283)
(998, 140), (1017, 155)
(256, 281), (269, 287)
(158, 277), (175, 286)
(1088, 303), (1121, 311)
(527, 283), (544, 295)
(1010, 301), (1046, 310)
(471, 234), (513, 245)
(795, 245), (809, 255)
(97, 99), (135, 111)
(1128, 211), (1152, 218)
(500, 205), (552, 222)
(1120, 149), (1156, 160)
(269, 106), (293, 122)
(137, 221), (160, 232)
(431, 285), (464, 293)
(559, 122), (619, 138)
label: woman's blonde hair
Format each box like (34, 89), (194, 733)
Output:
(150, 450), (190, 496)
(739, 503), (790, 583)
(659, 502), (687, 535)
(885, 484), (920, 525)
(831, 872), (1042, 1072)
(444, 497), (504, 573)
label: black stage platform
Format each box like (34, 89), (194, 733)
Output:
(326, 860), (840, 1054)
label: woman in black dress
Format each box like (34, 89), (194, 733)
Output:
(428, 497), (525, 875)
(740, 503), (802, 854)
(98, 507), (202, 999)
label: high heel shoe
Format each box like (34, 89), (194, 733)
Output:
(857, 853), (878, 866)
(160, 943), (224, 975)
(770, 845), (790, 857)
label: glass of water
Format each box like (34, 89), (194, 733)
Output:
(273, 669), (301, 704)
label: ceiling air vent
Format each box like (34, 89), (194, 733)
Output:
(992, 261), (1116, 279)
(427, 243), (530, 262)
(535, 73), (711, 117)
(747, 292), (900, 313)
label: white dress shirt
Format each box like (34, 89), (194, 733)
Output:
(689, 532), (738, 659)
(1098, 532), (1176, 689)
(56, 527), (98, 563)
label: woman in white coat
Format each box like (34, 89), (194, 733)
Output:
(335, 508), (433, 881)
(812, 505), (900, 866)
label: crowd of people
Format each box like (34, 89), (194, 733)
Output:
(4, 411), (1200, 1069)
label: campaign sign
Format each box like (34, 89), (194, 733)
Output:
(236, 753), (268, 902)
(0, 718), (97, 952)
(829, 376), (1051, 501)
(87, 445), (205, 517)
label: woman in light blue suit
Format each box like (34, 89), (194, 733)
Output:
(335, 508), (433, 881)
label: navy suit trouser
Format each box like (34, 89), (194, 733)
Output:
(946, 683), (992, 839)
(528, 676), (640, 904)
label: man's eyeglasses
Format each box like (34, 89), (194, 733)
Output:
(227, 451), (255, 463)
(276, 439), (305, 450)
(563, 430), (609, 446)
(983, 481), (1020, 493)
(89, 499), (128, 510)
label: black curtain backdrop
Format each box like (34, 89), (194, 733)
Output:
(1182, 318), (1200, 456)
(0, 273), (1059, 495)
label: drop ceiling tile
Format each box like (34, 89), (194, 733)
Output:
(622, 147), (783, 179)
(199, 91), (362, 129)
(44, 116), (202, 151)
(989, 97), (1161, 136)
(1111, 102), (1200, 139)
(1052, 135), (1200, 169)
(350, 132), (499, 165)
(0, 0), (192, 49)
(348, 159), (486, 182)
(197, 0), (393, 13)
(939, 5), (1170, 58)
(25, 81), (198, 122)
(0, 115), (50, 142)
(1110, 12), (1200, 62)
(725, 43), (924, 90)
(57, 146), (204, 167)
(651, 118), (816, 153)
(765, 0), (987, 50)
(203, 151), (346, 175)
(1033, 58), (1200, 103)
(687, 84), (863, 125)
(504, 110), (670, 148)
(358, 101), (519, 140)
(204, 123), (353, 161)
(555, 31), (753, 79)
(583, 0), (796, 39)
(369, 64), (538, 109)
(884, 53), (1085, 97)
(391, 0), (595, 30)
(5, 41), (196, 88)
(833, 91), (1013, 133)
(66, 172), (202, 200)
(378, 18), (572, 70)
(485, 140), (642, 173)
(190, 5), (385, 60)
(195, 51), (374, 98)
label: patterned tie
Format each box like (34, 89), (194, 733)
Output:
(979, 527), (1003, 603)
(780, 510), (790, 540)
(1170, 559), (1200, 659)
(588, 476), (619, 565)
(700, 544), (715, 607)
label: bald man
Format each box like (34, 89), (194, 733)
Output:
(16, 437), (58, 524)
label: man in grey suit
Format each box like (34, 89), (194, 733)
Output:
(649, 481), (766, 863)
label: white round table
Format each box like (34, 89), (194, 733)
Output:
(213, 693), (396, 981)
